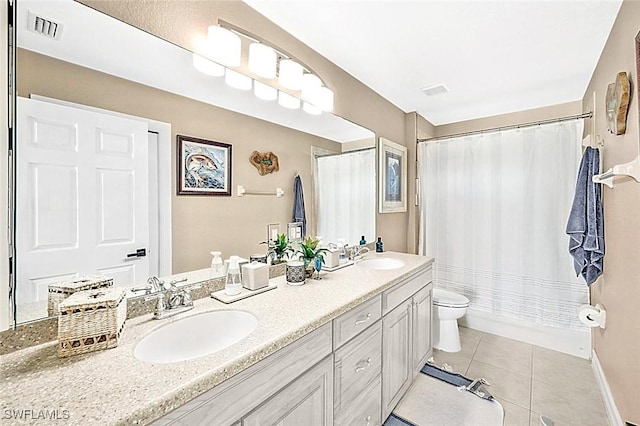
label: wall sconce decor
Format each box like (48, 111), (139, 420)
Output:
(193, 21), (334, 114)
(249, 151), (280, 176)
(605, 71), (630, 135)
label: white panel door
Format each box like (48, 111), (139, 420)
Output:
(16, 97), (149, 307)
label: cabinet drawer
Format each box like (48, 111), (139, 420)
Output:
(335, 375), (381, 426)
(334, 320), (382, 416)
(382, 267), (432, 315)
(333, 296), (381, 349)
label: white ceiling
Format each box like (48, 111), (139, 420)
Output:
(244, 0), (623, 125)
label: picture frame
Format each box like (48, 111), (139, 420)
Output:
(379, 137), (407, 213)
(177, 135), (232, 196)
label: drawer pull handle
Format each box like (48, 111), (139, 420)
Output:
(355, 357), (372, 373)
(354, 313), (371, 325)
(364, 415), (372, 425)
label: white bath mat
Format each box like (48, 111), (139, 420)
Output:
(393, 374), (504, 426)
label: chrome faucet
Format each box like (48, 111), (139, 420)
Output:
(133, 276), (201, 320)
(346, 245), (370, 261)
(150, 281), (201, 320)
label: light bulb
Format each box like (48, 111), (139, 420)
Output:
(303, 102), (321, 115)
(248, 43), (277, 79)
(301, 73), (321, 100)
(254, 81), (278, 101)
(315, 86), (334, 112)
(225, 69), (252, 91)
(278, 91), (300, 109)
(278, 59), (303, 90)
(192, 53), (225, 77)
(207, 25), (241, 67)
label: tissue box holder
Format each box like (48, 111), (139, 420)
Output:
(57, 287), (126, 358)
(48, 275), (113, 316)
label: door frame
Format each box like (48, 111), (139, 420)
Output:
(28, 95), (172, 277)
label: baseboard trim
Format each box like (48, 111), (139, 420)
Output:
(592, 350), (623, 426)
(459, 309), (591, 359)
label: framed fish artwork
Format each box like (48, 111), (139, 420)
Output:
(177, 135), (232, 196)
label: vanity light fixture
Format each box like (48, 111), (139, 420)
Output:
(254, 81), (278, 101)
(278, 91), (300, 109)
(314, 86), (334, 112)
(301, 73), (321, 100)
(225, 68), (252, 91)
(248, 43), (277, 79)
(207, 25), (241, 67)
(192, 53), (225, 77)
(278, 59), (304, 91)
(195, 21), (335, 114)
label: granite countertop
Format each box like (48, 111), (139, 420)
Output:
(0, 252), (433, 425)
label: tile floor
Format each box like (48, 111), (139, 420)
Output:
(422, 327), (609, 426)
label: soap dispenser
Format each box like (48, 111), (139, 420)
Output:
(210, 251), (223, 277)
(376, 237), (384, 253)
(225, 256), (242, 296)
(359, 235), (367, 246)
(337, 239), (347, 264)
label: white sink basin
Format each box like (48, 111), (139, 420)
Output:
(134, 310), (258, 364)
(357, 258), (405, 270)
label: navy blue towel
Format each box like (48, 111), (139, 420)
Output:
(292, 175), (306, 236)
(566, 147), (605, 285)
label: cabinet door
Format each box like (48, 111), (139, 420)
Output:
(412, 285), (432, 372)
(381, 299), (413, 420)
(242, 356), (334, 426)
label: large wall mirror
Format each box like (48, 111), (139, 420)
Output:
(10, 0), (375, 325)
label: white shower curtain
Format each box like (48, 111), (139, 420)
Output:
(316, 149), (375, 246)
(419, 121), (589, 330)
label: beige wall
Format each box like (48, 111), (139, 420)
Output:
(582, 0), (640, 422)
(434, 100), (582, 137)
(18, 50), (342, 273)
(1, 0), (10, 330)
(80, 0), (411, 253)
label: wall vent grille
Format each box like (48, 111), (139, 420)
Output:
(421, 83), (450, 97)
(28, 11), (63, 40)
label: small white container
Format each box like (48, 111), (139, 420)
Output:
(323, 249), (340, 268)
(242, 262), (270, 290)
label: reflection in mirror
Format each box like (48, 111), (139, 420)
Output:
(315, 148), (376, 246)
(11, 0), (376, 324)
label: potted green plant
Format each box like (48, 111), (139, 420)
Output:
(296, 237), (329, 279)
(261, 233), (293, 265)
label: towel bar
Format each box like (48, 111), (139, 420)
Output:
(592, 155), (640, 188)
(237, 185), (284, 197)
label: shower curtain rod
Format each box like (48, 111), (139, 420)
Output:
(418, 112), (592, 144)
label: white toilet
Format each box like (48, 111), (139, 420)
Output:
(433, 288), (470, 353)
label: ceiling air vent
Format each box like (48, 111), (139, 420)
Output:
(421, 83), (450, 97)
(27, 11), (63, 40)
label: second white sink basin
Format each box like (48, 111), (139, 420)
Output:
(134, 310), (258, 364)
(357, 258), (405, 270)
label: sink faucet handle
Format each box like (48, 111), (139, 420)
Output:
(131, 284), (153, 295)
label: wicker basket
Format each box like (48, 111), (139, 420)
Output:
(57, 287), (126, 358)
(48, 276), (113, 316)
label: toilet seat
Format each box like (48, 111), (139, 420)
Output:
(433, 289), (469, 308)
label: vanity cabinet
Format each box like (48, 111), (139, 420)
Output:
(381, 268), (433, 420)
(242, 356), (334, 426)
(334, 320), (382, 425)
(155, 264), (433, 426)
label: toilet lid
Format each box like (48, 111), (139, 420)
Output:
(433, 289), (469, 307)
